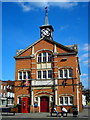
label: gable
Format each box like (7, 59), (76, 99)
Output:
(14, 38), (77, 58)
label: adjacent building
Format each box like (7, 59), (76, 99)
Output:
(0, 80), (14, 107)
(14, 8), (82, 113)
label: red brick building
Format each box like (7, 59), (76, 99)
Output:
(0, 80), (14, 107)
(14, 8), (82, 113)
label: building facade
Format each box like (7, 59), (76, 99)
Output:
(0, 80), (14, 107)
(14, 8), (82, 113)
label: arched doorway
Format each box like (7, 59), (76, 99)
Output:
(40, 96), (49, 112)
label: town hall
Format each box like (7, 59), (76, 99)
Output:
(14, 7), (82, 113)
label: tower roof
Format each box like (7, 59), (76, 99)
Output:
(45, 7), (49, 25)
(40, 7), (54, 31)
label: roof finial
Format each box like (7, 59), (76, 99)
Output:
(45, 6), (49, 25)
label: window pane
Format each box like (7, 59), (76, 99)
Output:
(64, 69), (67, 78)
(48, 53), (52, 62)
(48, 70), (52, 78)
(60, 70), (63, 78)
(60, 97), (63, 104)
(28, 71), (30, 79)
(69, 69), (73, 77)
(23, 72), (26, 79)
(2, 100), (6, 105)
(70, 96), (73, 104)
(38, 53), (41, 62)
(65, 97), (68, 104)
(19, 72), (22, 80)
(43, 71), (46, 78)
(38, 71), (41, 79)
(43, 53), (46, 62)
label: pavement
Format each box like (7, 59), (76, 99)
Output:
(0, 106), (89, 120)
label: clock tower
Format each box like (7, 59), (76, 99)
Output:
(40, 7), (54, 40)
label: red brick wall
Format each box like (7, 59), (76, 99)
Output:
(14, 39), (82, 112)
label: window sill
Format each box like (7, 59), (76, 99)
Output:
(37, 62), (52, 63)
(36, 79), (52, 80)
(59, 104), (73, 106)
(58, 77), (73, 80)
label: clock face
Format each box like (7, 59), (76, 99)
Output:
(41, 29), (50, 37)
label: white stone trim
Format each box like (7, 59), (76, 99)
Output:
(53, 72), (58, 73)
(34, 91), (53, 95)
(18, 69), (30, 71)
(31, 73), (36, 75)
(31, 90), (34, 106)
(76, 77), (79, 111)
(32, 46), (34, 55)
(31, 62), (36, 64)
(55, 90), (57, 105)
(53, 61), (57, 62)
(35, 49), (53, 56)
(54, 44), (57, 53)
(53, 66), (58, 68)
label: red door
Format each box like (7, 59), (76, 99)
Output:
(21, 97), (29, 113)
(40, 96), (49, 112)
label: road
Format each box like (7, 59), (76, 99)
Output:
(1, 118), (89, 120)
(1, 105), (89, 120)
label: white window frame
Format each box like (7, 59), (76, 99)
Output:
(59, 96), (73, 105)
(4, 86), (6, 90)
(50, 96), (54, 102)
(37, 71), (42, 79)
(3, 93), (6, 97)
(1, 85), (3, 90)
(37, 70), (52, 79)
(18, 71), (30, 80)
(48, 70), (52, 79)
(34, 96), (38, 102)
(37, 52), (52, 63)
(59, 69), (73, 79)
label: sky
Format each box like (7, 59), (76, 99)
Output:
(1, 1), (88, 88)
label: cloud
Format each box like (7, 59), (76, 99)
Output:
(80, 53), (88, 59)
(18, 2), (32, 12)
(81, 73), (88, 77)
(81, 77), (88, 82)
(83, 60), (88, 64)
(48, 2), (78, 9)
(79, 52), (88, 66)
(16, 1), (79, 12)
(1, 0), (89, 2)
(82, 43), (88, 51)
(60, 25), (69, 31)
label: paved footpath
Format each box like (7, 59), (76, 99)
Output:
(0, 107), (89, 120)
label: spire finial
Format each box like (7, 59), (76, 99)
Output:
(45, 6), (49, 25)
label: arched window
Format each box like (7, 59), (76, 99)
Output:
(59, 68), (73, 78)
(38, 53), (41, 63)
(37, 52), (52, 63)
(48, 53), (52, 62)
